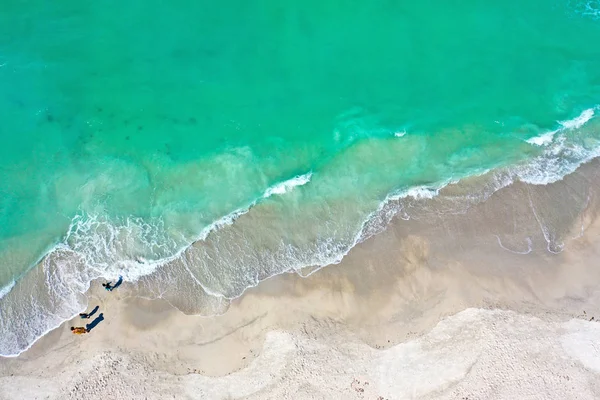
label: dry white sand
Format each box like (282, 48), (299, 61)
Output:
(1, 301), (599, 400)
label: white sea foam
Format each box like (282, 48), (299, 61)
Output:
(401, 186), (441, 200)
(0, 280), (15, 299)
(527, 108), (596, 147)
(518, 107), (599, 185)
(394, 130), (407, 138)
(195, 208), (250, 242)
(63, 213), (184, 281)
(526, 129), (558, 146)
(387, 177), (465, 202)
(559, 108), (595, 130)
(517, 137), (600, 186)
(262, 172), (312, 199)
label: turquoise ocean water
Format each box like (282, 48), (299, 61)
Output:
(1, 0), (600, 355)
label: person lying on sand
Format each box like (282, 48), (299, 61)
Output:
(70, 327), (88, 334)
(102, 281), (113, 291)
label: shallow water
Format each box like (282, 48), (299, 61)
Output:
(1, 0), (600, 355)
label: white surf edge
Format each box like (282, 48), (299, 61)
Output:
(262, 172), (313, 199)
(0, 280), (15, 300)
(526, 107), (596, 146)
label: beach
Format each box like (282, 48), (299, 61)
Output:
(2, 160), (600, 399)
(1, 2), (600, 397)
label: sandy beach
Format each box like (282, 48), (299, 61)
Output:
(2, 161), (600, 400)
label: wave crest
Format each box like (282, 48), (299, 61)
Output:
(262, 172), (313, 199)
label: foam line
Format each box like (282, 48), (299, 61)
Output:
(262, 172), (313, 199)
(0, 280), (15, 300)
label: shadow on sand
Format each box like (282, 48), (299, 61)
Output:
(86, 313), (105, 332)
(80, 305), (99, 319)
(112, 276), (123, 291)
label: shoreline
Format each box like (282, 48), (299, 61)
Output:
(1, 159), (600, 398)
(2, 126), (600, 356)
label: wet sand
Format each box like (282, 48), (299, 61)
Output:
(1, 161), (600, 399)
